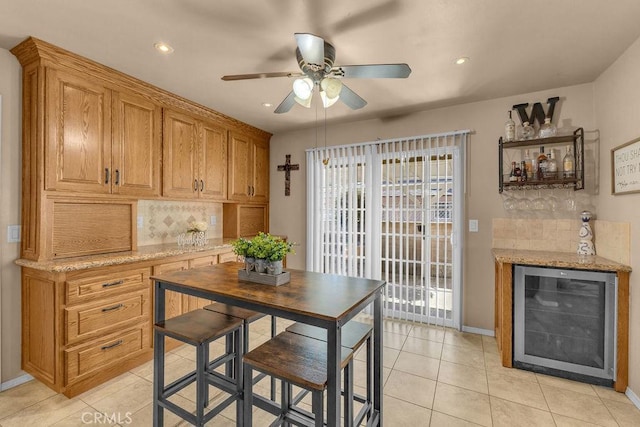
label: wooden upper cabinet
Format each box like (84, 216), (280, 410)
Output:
(112, 90), (162, 197)
(199, 120), (228, 200)
(45, 68), (161, 196)
(162, 109), (198, 198)
(46, 68), (112, 193)
(163, 109), (228, 200)
(228, 131), (269, 203)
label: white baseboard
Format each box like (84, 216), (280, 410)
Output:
(626, 387), (640, 410)
(1, 374), (34, 392)
(461, 325), (495, 337)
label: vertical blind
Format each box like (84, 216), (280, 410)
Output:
(306, 131), (469, 326)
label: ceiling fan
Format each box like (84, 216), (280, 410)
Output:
(221, 33), (411, 114)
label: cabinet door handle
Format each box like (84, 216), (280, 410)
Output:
(101, 340), (123, 351)
(251, 186), (255, 196)
(200, 180), (204, 192)
(194, 179), (198, 192)
(105, 168), (110, 184)
(101, 303), (124, 313)
(102, 280), (124, 288)
(247, 185), (251, 196)
(115, 169), (120, 186)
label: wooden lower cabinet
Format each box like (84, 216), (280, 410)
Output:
(21, 248), (236, 397)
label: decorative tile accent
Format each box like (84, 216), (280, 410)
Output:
(137, 200), (223, 246)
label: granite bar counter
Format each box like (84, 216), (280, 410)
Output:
(15, 239), (236, 272)
(492, 248), (632, 272)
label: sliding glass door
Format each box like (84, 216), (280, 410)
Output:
(307, 132), (466, 329)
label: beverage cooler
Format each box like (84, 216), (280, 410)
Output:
(513, 265), (617, 385)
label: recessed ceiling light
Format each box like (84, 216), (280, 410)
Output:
(455, 57), (469, 65)
(154, 42), (174, 54)
(262, 102), (273, 108)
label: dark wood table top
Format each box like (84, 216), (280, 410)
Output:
(151, 262), (386, 323)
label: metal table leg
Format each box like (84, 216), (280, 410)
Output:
(373, 289), (384, 426)
(326, 323), (342, 427)
(153, 282), (166, 427)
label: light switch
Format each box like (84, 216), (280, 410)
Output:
(137, 216), (144, 228)
(210, 215), (217, 225)
(469, 219), (479, 232)
(7, 225), (20, 243)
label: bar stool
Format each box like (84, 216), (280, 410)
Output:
(203, 302), (277, 397)
(153, 309), (243, 427)
(286, 321), (374, 426)
(243, 331), (355, 427)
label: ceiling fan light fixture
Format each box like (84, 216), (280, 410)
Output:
(292, 77), (314, 100)
(320, 77), (342, 99)
(294, 94), (312, 108)
(320, 90), (340, 108)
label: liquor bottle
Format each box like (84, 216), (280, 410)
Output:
(563, 145), (575, 178)
(546, 149), (558, 179)
(509, 161), (517, 182)
(536, 147), (548, 180)
(523, 149), (533, 179)
(520, 161), (528, 182)
(504, 110), (515, 142)
(538, 117), (557, 138)
(514, 162), (522, 181)
(520, 121), (535, 140)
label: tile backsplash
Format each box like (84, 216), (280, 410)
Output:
(492, 218), (630, 265)
(137, 200), (223, 246)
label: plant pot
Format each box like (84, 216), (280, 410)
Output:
(267, 260), (283, 275)
(244, 256), (255, 272)
(254, 258), (268, 273)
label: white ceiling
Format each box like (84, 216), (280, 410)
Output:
(1, 0), (640, 134)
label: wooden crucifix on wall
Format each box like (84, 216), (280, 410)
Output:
(277, 154), (300, 196)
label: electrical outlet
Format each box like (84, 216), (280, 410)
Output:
(469, 219), (479, 232)
(210, 215), (217, 225)
(7, 225), (20, 243)
(137, 216), (144, 228)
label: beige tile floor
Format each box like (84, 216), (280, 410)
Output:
(1, 316), (639, 426)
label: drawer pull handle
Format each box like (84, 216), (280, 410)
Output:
(101, 303), (124, 313)
(102, 280), (124, 288)
(101, 340), (123, 351)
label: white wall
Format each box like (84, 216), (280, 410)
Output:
(270, 83), (597, 331)
(594, 35), (640, 395)
(0, 48), (23, 383)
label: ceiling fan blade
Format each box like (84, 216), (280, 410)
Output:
(274, 91), (297, 114)
(221, 71), (302, 81)
(294, 33), (325, 67)
(332, 64), (411, 79)
(339, 84), (367, 110)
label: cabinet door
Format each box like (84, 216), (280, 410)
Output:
(228, 131), (252, 201)
(162, 109), (199, 198)
(112, 90), (161, 197)
(45, 68), (111, 193)
(199, 121), (228, 200)
(251, 137), (270, 203)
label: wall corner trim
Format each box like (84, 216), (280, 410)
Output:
(0, 374), (34, 392)
(626, 387), (640, 410)
(461, 325), (495, 337)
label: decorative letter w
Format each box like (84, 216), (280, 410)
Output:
(512, 97), (559, 126)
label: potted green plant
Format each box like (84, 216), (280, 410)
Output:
(251, 232), (270, 273)
(231, 237), (254, 271)
(266, 237), (294, 275)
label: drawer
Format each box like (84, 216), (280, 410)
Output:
(65, 290), (150, 345)
(66, 267), (149, 305)
(66, 324), (150, 385)
(218, 251), (237, 263)
(188, 255), (218, 269)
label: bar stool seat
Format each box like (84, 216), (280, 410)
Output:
(286, 321), (374, 426)
(154, 309), (243, 427)
(243, 331), (354, 427)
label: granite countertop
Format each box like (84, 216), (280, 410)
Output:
(492, 248), (632, 272)
(15, 238), (236, 273)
